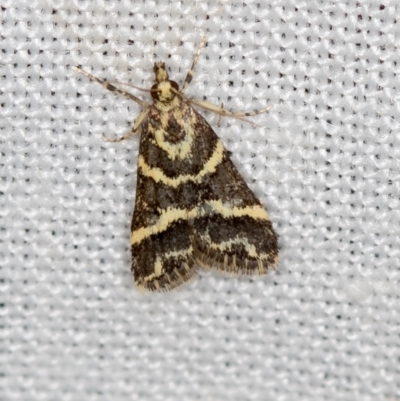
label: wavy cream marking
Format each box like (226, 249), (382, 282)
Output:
(203, 238), (274, 261)
(203, 235), (259, 258)
(163, 246), (193, 260)
(149, 107), (195, 160)
(143, 257), (164, 282)
(131, 201), (269, 246)
(138, 140), (225, 188)
(142, 248), (193, 283)
(206, 200), (269, 220)
(131, 207), (199, 245)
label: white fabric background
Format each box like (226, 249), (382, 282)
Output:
(1, 1), (399, 400)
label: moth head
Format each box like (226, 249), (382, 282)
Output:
(151, 62), (179, 103)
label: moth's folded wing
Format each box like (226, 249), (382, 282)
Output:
(130, 176), (196, 292)
(193, 142), (279, 276)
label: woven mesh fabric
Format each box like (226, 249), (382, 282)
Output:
(1, 1), (399, 400)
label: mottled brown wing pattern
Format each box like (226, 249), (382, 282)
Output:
(74, 48), (279, 292)
(130, 105), (278, 291)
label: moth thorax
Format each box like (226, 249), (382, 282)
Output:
(151, 62), (179, 103)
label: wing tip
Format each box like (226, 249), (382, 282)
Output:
(135, 262), (197, 292)
(193, 244), (280, 276)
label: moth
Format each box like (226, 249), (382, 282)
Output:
(73, 36), (279, 291)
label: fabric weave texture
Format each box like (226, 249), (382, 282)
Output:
(1, 1), (399, 400)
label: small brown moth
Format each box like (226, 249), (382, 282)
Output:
(73, 37), (279, 291)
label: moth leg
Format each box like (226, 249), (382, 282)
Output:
(72, 66), (149, 108)
(188, 98), (272, 124)
(181, 35), (207, 93)
(216, 102), (224, 126)
(102, 109), (149, 143)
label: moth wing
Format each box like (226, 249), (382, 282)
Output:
(191, 115), (279, 275)
(130, 176), (197, 291)
(130, 123), (198, 292)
